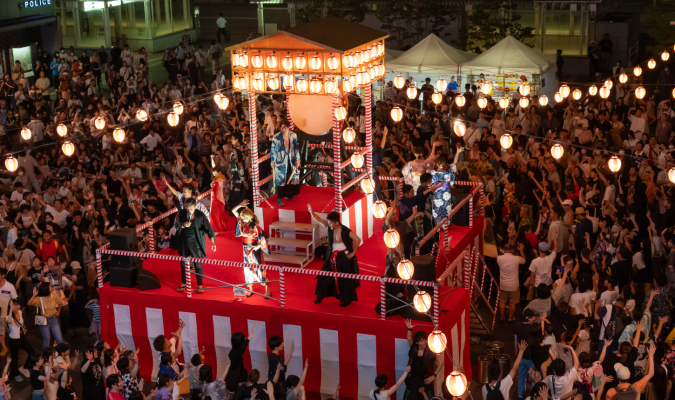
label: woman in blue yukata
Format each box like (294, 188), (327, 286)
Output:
(430, 155), (457, 226)
(232, 200), (272, 298)
(270, 121), (300, 207)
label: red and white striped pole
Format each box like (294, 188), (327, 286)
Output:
(443, 220), (450, 251)
(433, 283), (439, 326)
(469, 196), (474, 227)
(462, 248), (470, 290)
(468, 248), (476, 298)
(380, 278), (386, 320)
(365, 84), (373, 173)
(148, 228), (155, 254)
(249, 92), (260, 207)
(398, 180), (403, 200)
(321, 172), (328, 187)
(279, 267), (285, 308)
(185, 258), (192, 298)
(96, 250), (103, 288)
(332, 96), (343, 212)
(479, 185), (485, 215)
(286, 94), (294, 130)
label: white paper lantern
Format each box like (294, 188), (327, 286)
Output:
(56, 123), (68, 137)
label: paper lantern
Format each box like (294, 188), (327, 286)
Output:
(95, 117), (106, 130)
(599, 86), (610, 99)
(283, 74), (294, 90)
(672, 88), (675, 98)
(238, 53), (249, 68)
(355, 51), (364, 65)
(397, 260), (414, 280)
(5, 156), (17, 172)
(413, 291), (431, 312)
(356, 71), (366, 86)
(368, 66), (376, 81)
(62, 141), (75, 156)
(232, 77), (241, 91)
(252, 77), (264, 91)
(669, 167), (675, 184)
(432, 92), (443, 105)
(589, 85), (598, 96)
(251, 53), (263, 69)
(554, 92), (563, 103)
(113, 127), (125, 143)
(608, 155), (621, 173)
(324, 79), (337, 95)
(454, 122), (466, 137)
(268, 76), (280, 91)
(343, 127), (356, 143)
(266, 54), (278, 69)
(455, 94), (466, 107)
(21, 127), (31, 141)
(428, 330), (447, 353)
(373, 200), (387, 219)
(663, 51), (670, 61)
(173, 101), (184, 115)
(360, 177), (374, 194)
(604, 79), (613, 90)
(446, 371), (468, 397)
(498, 97), (509, 108)
(296, 78), (308, 93)
(56, 123), (68, 137)
(391, 107), (403, 122)
(327, 55), (339, 71)
(538, 95), (548, 106)
(436, 77), (447, 92)
(309, 55), (322, 71)
(519, 97), (529, 108)
(342, 79), (353, 93)
(218, 96), (230, 110)
(634, 66), (642, 76)
(334, 106), (347, 121)
(231, 53), (240, 68)
(342, 54), (355, 69)
(560, 84), (570, 98)
(309, 79), (322, 94)
(363, 48), (371, 63)
(477, 97), (487, 109)
(619, 73), (628, 84)
(519, 84), (530, 96)
(384, 228), (400, 249)
(294, 54), (307, 70)
(500, 133), (513, 149)
(351, 152), (364, 168)
(649, 58), (658, 69)
(281, 56), (293, 71)
(407, 86), (418, 100)
(394, 74), (405, 89)
(572, 88), (582, 100)
(551, 144), (564, 159)
(136, 109), (148, 122)
(236, 76), (248, 91)
(481, 81), (492, 94)
(635, 86), (646, 99)
(167, 112), (180, 127)
(348, 74), (357, 88)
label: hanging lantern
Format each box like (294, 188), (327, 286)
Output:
(218, 96), (230, 110)
(428, 330), (447, 353)
(309, 55), (322, 71)
(348, 74), (357, 89)
(343, 127), (356, 143)
(477, 97), (487, 109)
(355, 51), (365, 65)
(648, 58), (656, 69)
(351, 152), (364, 168)
(498, 97), (509, 108)
(455, 94), (466, 107)
(519, 97), (529, 108)
(500, 133), (513, 149)
(572, 88), (582, 100)
(21, 126), (31, 141)
(283, 74), (294, 90)
(370, 46), (378, 59)
(113, 127), (125, 143)
(669, 167), (675, 184)
(608, 155), (621, 173)
(238, 53), (249, 68)
(342, 54), (355, 69)
(589, 85), (598, 96)
(413, 291), (431, 312)
(663, 51), (670, 62)
(294, 54), (307, 70)
(551, 144), (564, 159)
(391, 107), (403, 122)
(167, 112), (180, 127)
(214, 92), (221, 104)
(308, 79), (321, 94)
(173, 101), (184, 115)
(95, 117), (106, 130)
(237, 75), (249, 91)
(432, 92), (443, 105)
(334, 106), (347, 121)
(519, 84), (530, 96)
(538, 95), (548, 106)
(560, 84), (570, 98)
(384, 228), (400, 249)
(296, 78), (308, 93)
(454, 122), (466, 137)
(281, 56), (293, 71)
(251, 53), (263, 69)
(136, 109), (148, 122)
(62, 141), (75, 156)
(356, 71), (366, 86)
(56, 123), (68, 137)
(397, 260), (414, 280)
(604, 79), (613, 90)
(619, 73), (628, 84)
(232, 77), (241, 91)
(342, 79), (353, 93)
(599, 86), (610, 99)
(327, 55), (339, 71)
(363, 48), (372, 63)
(446, 371), (468, 397)
(436, 77), (447, 92)
(481, 81), (492, 94)
(635, 85), (646, 99)
(672, 88), (675, 98)
(231, 53), (240, 68)
(268, 75), (280, 91)
(266, 53), (278, 69)
(324, 79), (337, 95)
(368, 66), (376, 81)
(373, 200), (387, 219)
(406, 86), (418, 100)
(634, 66), (642, 76)
(394, 74), (405, 89)
(252, 76), (264, 91)
(360, 177), (375, 194)
(554, 92), (563, 103)
(5, 156), (18, 172)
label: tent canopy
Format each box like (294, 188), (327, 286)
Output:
(385, 49), (404, 62)
(386, 33), (477, 74)
(460, 36), (556, 75)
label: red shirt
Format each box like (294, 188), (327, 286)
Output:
(525, 233), (538, 247)
(37, 239), (62, 261)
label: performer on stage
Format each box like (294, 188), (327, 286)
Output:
(308, 205), (361, 307)
(164, 182), (210, 250)
(271, 121), (300, 207)
(233, 200), (272, 298)
(176, 198), (216, 293)
(401, 142), (440, 192)
(430, 155), (457, 225)
(209, 170), (228, 233)
(228, 136), (247, 212)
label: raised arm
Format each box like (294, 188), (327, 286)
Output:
(307, 204), (328, 227)
(386, 366), (412, 396)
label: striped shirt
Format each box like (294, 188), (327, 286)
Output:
(87, 302), (101, 323)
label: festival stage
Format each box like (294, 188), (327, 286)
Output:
(99, 213), (476, 400)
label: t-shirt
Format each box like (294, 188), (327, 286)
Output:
(268, 352), (285, 382)
(87, 302), (101, 323)
(0, 281), (18, 318)
(497, 253), (525, 291)
(482, 375), (513, 400)
(45, 205), (70, 228)
(81, 360), (104, 399)
(569, 291), (596, 317)
(30, 369), (45, 390)
(542, 367), (577, 400)
(529, 252), (557, 286)
(36, 77), (51, 95)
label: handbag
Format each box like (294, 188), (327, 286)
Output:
(34, 298), (47, 326)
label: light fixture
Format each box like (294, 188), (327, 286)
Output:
(454, 122), (466, 137)
(635, 86), (646, 99)
(360, 177), (374, 194)
(327, 55), (339, 71)
(112, 127), (124, 143)
(672, 88), (675, 98)
(368, 66), (376, 81)
(136, 109), (148, 121)
(251, 53), (263, 69)
(648, 58), (656, 69)
(634, 66), (642, 76)
(391, 107), (403, 122)
(324, 78), (337, 95)
(538, 95), (548, 106)
(236, 75), (248, 91)
(481, 81), (492, 94)
(252, 77), (264, 91)
(394, 74), (405, 89)
(356, 71), (366, 86)
(266, 53), (278, 69)
(167, 112), (180, 127)
(619, 73), (628, 84)
(231, 53), (240, 68)
(348, 74), (356, 89)
(436, 77), (447, 92)
(572, 88), (582, 100)
(428, 330), (447, 353)
(599, 86), (610, 99)
(363, 48), (371, 63)
(342, 54), (355, 69)
(397, 260), (414, 280)
(283, 74), (294, 90)
(343, 127), (356, 143)
(373, 201), (387, 219)
(21, 127), (31, 141)
(95, 117), (106, 130)
(218, 96), (230, 110)
(238, 52), (249, 68)
(589, 85), (598, 96)
(173, 101), (184, 115)
(294, 54), (307, 70)
(560, 84), (570, 98)
(351, 152), (364, 168)
(232, 77), (241, 91)
(669, 167), (675, 184)
(407, 86), (418, 100)
(334, 106), (347, 121)
(296, 78), (308, 93)
(342, 79), (353, 93)
(446, 371), (468, 397)
(455, 95), (466, 107)
(663, 51), (670, 61)
(384, 228), (400, 249)
(413, 291), (431, 312)
(355, 51), (364, 65)
(498, 97), (509, 108)
(432, 92), (443, 105)
(268, 75), (280, 91)
(608, 155), (621, 173)
(554, 92), (563, 103)
(309, 55), (322, 71)
(5, 156), (17, 172)
(519, 84), (530, 96)
(604, 79), (613, 90)
(500, 133), (513, 149)
(281, 56), (293, 71)
(56, 123), (67, 137)
(477, 97), (487, 109)
(308, 79), (322, 94)
(551, 144), (564, 159)
(519, 97), (529, 108)
(62, 141), (75, 156)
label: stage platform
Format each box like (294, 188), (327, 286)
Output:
(99, 214), (476, 400)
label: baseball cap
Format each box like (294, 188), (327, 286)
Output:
(614, 363), (630, 380)
(575, 207), (587, 214)
(563, 199), (573, 206)
(71, 261), (82, 270)
(538, 242), (549, 252)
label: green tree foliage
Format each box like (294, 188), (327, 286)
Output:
(296, 0), (369, 23)
(467, 0), (534, 53)
(643, 0), (675, 54)
(376, 0), (456, 49)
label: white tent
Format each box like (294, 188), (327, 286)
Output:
(386, 33), (477, 74)
(460, 36), (556, 76)
(385, 49), (404, 62)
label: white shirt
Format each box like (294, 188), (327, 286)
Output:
(529, 252), (557, 286)
(123, 168), (143, 179)
(569, 291), (596, 317)
(10, 190), (24, 202)
(6, 314), (23, 339)
(482, 375), (513, 400)
(497, 253), (525, 291)
(628, 114), (646, 139)
(216, 17), (227, 28)
(46, 205), (70, 228)
(542, 368), (577, 400)
(140, 134), (161, 151)
(0, 281), (17, 318)
(599, 287), (618, 306)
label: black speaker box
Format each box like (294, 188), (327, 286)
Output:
(109, 261), (142, 288)
(451, 192), (471, 226)
(138, 269), (162, 290)
(107, 228), (141, 267)
(410, 254), (436, 282)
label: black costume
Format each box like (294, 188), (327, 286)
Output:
(315, 224), (359, 305)
(176, 209), (215, 286)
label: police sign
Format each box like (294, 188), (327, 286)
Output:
(24, 0), (51, 8)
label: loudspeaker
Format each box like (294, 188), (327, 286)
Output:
(410, 254), (436, 282)
(109, 261), (142, 288)
(138, 269), (162, 290)
(107, 228), (141, 267)
(451, 192), (471, 226)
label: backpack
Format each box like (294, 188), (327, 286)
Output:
(603, 305), (625, 341)
(484, 382), (504, 400)
(613, 384), (638, 400)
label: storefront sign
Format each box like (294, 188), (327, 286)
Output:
(84, 0), (121, 11)
(24, 0), (51, 8)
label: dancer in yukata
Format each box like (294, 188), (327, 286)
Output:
(232, 200), (272, 299)
(401, 142), (441, 192)
(430, 155), (457, 226)
(270, 121), (300, 207)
